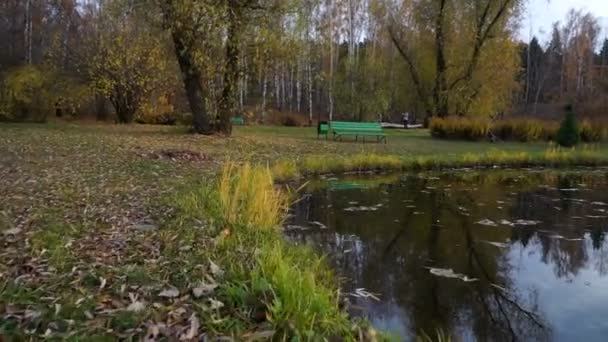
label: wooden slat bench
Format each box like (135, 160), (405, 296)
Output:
(231, 117), (245, 125)
(317, 122), (329, 139)
(331, 121), (387, 143)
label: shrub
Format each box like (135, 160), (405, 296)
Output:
(281, 114), (301, 127)
(135, 96), (177, 125)
(429, 117), (491, 141)
(430, 116), (607, 143)
(580, 119), (606, 142)
(556, 108), (580, 147)
(265, 110), (309, 127)
(270, 159), (299, 182)
(492, 119), (557, 142)
(0, 65), (53, 122)
(135, 112), (178, 125)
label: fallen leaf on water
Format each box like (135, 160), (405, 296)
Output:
(476, 219), (497, 227)
(480, 240), (509, 248)
(427, 267), (479, 282)
(349, 288), (380, 301)
(309, 221), (327, 229)
(513, 219), (541, 226)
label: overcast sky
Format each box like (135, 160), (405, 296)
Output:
(519, 0), (608, 42)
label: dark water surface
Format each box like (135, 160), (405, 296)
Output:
(287, 169), (608, 341)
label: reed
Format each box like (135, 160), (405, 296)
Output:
(430, 116), (491, 141)
(218, 162), (287, 230)
(270, 159), (299, 182)
(431, 117), (607, 142)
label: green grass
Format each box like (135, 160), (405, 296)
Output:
(1, 122), (607, 339)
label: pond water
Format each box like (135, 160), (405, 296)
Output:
(287, 169), (608, 341)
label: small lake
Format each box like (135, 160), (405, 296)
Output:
(287, 169), (608, 341)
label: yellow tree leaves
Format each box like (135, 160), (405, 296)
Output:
(88, 7), (175, 123)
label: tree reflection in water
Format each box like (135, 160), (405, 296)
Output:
(287, 170), (608, 341)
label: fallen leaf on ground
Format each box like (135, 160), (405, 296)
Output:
(127, 301), (146, 312)
(159, 287), (180, 298)
(192, 281), (217, 298)
(179, 313), (200, 340)
(206, 298), (224, 310)
(242, 330), (275, 341)
(209, 260), (224, 277)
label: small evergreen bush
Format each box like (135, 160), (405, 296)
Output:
(556, 106), (581, 147)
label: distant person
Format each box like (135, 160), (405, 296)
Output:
(55, 101), (63, 118)
(402, 112), (410, 129)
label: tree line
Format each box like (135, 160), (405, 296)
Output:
(519, 10), (608, 118)
(0, 0), (605, 135)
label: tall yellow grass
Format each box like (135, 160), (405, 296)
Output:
(218, 162), (287, 230)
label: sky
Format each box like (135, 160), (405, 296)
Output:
(519, 0), (608, 43)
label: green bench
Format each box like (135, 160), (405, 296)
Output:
(330, 121), (386, 143)
(231, 117), (245, 125)
(317, 122), (329, 139)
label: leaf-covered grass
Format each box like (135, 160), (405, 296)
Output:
(1, 122), (607, 339)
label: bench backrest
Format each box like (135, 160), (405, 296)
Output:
(330, 121), (383, 132)
(231, 117), (244, 125)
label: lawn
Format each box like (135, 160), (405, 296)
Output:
(0, 122), (607, 339)
(233, 125), (571, 157)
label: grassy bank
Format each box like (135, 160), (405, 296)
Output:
(272, 145), (608, 181)
(160, 163), (369, 339)
(1, 122), (607, 339)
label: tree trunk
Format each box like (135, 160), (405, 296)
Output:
(217, 0), (241, 136)
(24, 0), (32, 64)
(296, 60), (301, 113)
(95, 94), (108, 121)
(328, 0), (334, 120)
(110, 90), (136, 124)
(433, 0), (448, 117)
(170, 31), (212, 134)
(262, 74), (267, 121)
(307, 62), (313, 125)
